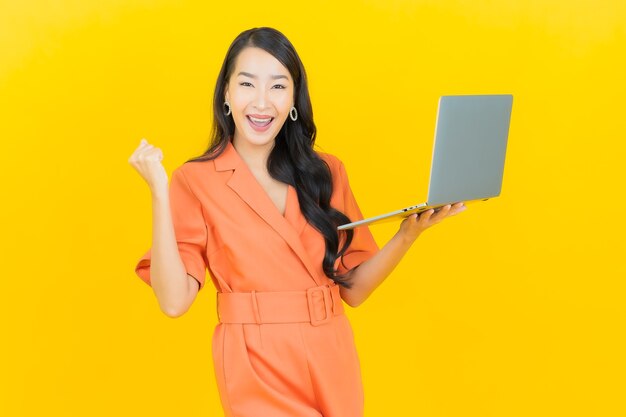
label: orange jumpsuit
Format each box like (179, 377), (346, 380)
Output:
(135, 140), (379, 417)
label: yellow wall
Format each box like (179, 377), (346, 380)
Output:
(1, 0), (624, 416)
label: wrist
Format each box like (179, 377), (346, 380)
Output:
(396, 228), (421, 246)
(150, 184), (169, 201)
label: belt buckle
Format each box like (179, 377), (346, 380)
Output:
(306, 285), (333, 327)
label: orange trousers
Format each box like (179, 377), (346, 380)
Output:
(212, 283), (364, 417)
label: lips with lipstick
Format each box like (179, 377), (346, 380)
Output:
(246, 114), (274, 131)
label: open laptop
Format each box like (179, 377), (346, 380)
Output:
(338, 94), (513, 230)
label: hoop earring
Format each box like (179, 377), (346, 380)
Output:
(223, 101), (232, 116)
(289, 106), (298, 121)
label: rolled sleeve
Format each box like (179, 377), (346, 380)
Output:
(134, 166), (208, 290)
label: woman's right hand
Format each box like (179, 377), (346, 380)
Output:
(128, 138), (168, 194)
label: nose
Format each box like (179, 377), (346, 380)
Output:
(253, 88), (268, 110)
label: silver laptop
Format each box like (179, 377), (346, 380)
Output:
(338, 94), (513, 230)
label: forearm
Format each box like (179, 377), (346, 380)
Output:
(149, 190), (194, 316)
(339, 204), (466, 307)
(339, 230), (418, 307)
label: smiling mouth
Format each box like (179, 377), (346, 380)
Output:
(247, 116), (274, 127)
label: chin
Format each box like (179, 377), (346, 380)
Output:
(236, 130), (279, 148)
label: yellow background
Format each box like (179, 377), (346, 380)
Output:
(1, 0), (625, 416)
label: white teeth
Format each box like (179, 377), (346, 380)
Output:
(249, 116), (272, 124)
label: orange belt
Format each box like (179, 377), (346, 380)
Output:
(217, 283), (344, 327)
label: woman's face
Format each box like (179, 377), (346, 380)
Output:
(225, 47), (294, 151)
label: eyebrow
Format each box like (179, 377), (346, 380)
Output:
(237, 71), (289, 80)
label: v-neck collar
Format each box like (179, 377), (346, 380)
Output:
(214, 140), (321, 285)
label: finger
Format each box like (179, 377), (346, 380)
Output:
(432, 205), (451, 221)
(418, 209), (435, 223)
(449, 202), (467, 215)
(400, 213), (417, 230)
(404, 213), (418, 223)
(137, 138), (149, 149)
(133, 140), (152, 156)
(137, 144), (155, 158)
(142, 147), (165, 162)
(129, 144), (146, 162)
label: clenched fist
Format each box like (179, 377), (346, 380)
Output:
(128, 138), (168, 194)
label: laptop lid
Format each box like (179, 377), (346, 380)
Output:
(426, 94), (513, 206)
(336, 94), (513, 231)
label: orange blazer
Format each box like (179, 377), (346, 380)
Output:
(135, 140), (379, 294)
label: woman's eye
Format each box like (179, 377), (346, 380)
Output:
(239, 82), (253, 87)
(273, 84), (286, 89)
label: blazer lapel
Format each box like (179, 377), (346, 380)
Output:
(214, 141), (322, 285)
(284, 185), (308, 237)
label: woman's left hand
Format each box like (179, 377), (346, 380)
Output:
(399, 202), (467, 241)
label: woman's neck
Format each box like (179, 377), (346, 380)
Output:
(232, 136), (275, 172)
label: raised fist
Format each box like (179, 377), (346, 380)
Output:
(128, 138), (168, 193)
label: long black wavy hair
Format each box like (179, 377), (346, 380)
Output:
(186, 27), (355, 288)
